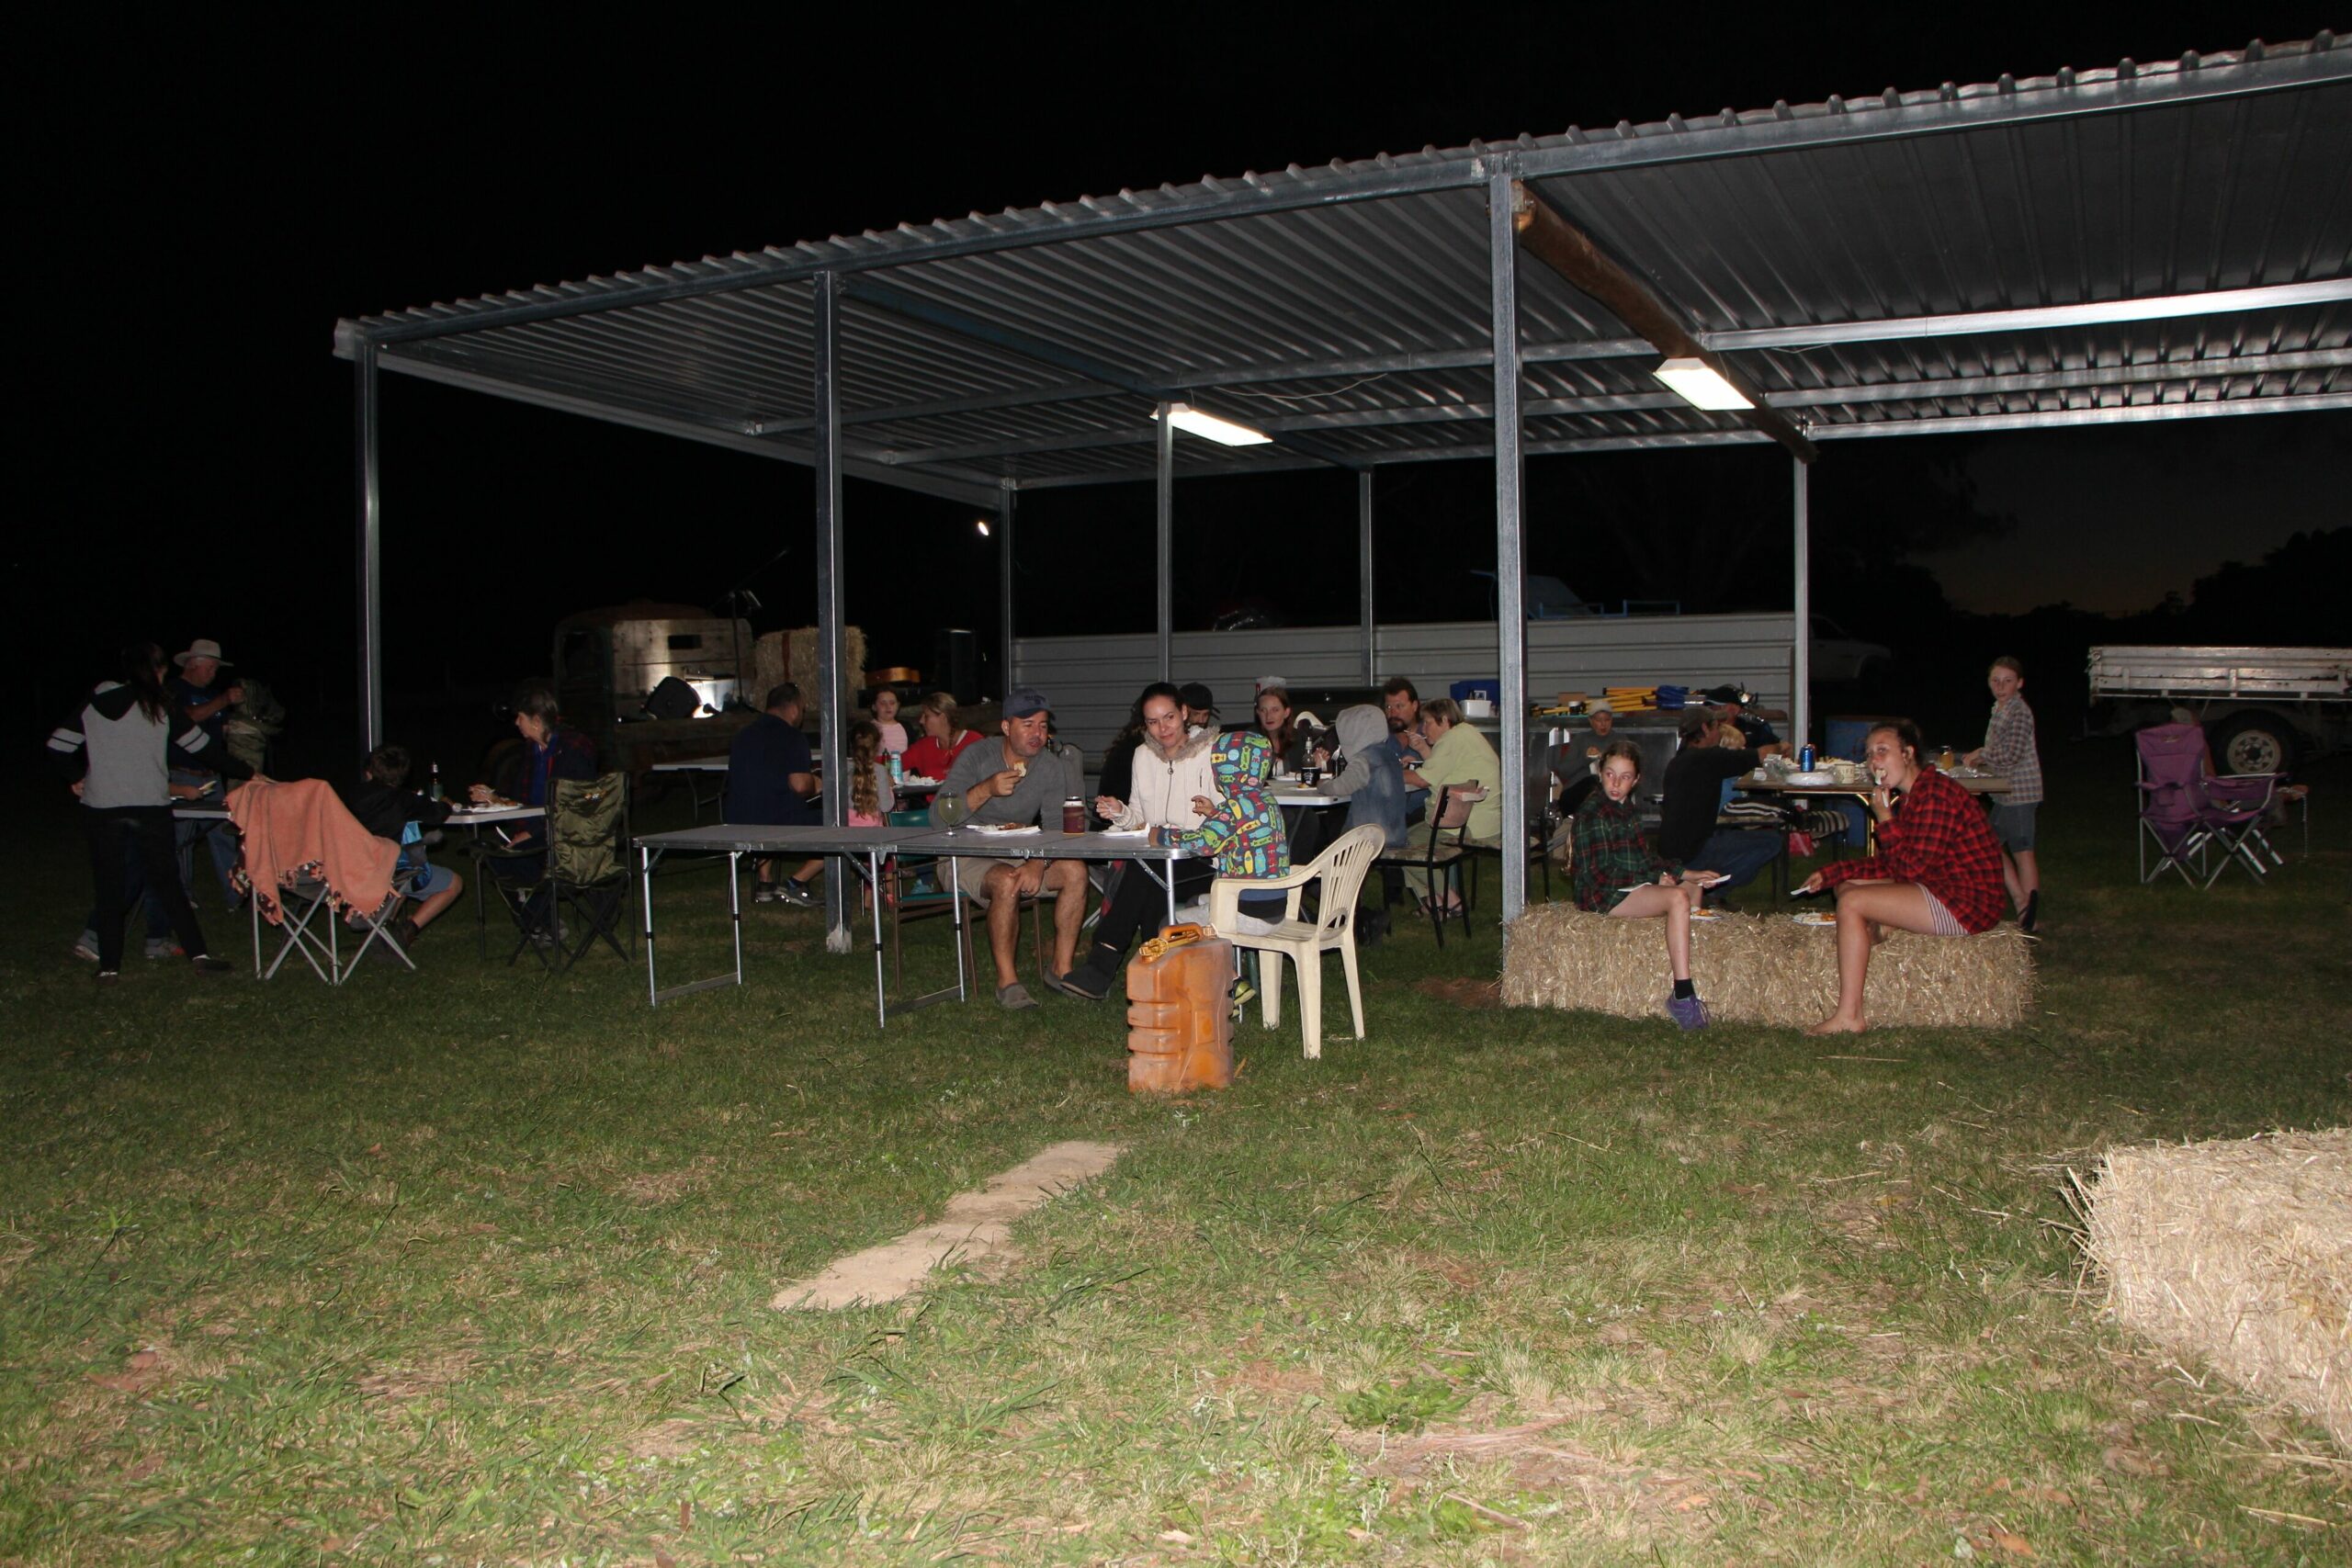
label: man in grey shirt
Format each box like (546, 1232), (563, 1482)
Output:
(934, 686), (1087, 1010)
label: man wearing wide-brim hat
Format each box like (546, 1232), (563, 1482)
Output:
(173, 639), (244, 737)
(171, 638), (251, 910)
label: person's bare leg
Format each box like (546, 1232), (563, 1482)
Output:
(1047, 860), (1088, 975)
(1807, 882), (1942, 1034)
(411, 874), (463, 931)
(2012, 847), (2039, 911)
(983, 867), (1023, 987)
(1609, 885), (1690, 978)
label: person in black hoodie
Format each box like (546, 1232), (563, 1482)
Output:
(334, 745), (463, 951)
(49, 642), (237, 981)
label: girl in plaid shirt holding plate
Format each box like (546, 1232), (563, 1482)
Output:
(1568, 740), (1722, 1031)
(1801, 719), (2007, 1036)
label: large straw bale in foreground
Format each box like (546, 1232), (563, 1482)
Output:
(1499, 905), (2033, 1029)
(2086, 1130), (2351, 1450)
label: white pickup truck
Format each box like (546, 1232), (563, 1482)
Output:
(2087, 645), (2352, 773)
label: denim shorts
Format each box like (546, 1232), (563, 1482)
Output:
(405, 862), (458, 897)
(1987, 802), (2037, 852)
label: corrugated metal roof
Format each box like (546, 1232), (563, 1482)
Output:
(339, 37), (2351, 502)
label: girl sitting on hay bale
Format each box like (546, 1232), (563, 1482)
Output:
(1800, 719), (2008, 1036)
(1568, 739), (1721, 1031)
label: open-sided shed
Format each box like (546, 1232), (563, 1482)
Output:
(334, 37), (2350, 942)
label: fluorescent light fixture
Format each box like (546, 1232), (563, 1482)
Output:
(974, 518), (991, 537)
(1164, 401), (1272, 446)
(1651, 356), (1754, 412)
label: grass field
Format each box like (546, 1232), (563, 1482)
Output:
(3, 740), (2346, 1565)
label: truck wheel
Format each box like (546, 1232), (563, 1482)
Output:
(2214, 712), (2295, 775)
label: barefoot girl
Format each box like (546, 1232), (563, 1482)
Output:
(1801, 720), (2007, 1035)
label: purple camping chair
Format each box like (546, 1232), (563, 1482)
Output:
(2195, 773), (2283, 887)
(2134, 724), (2213, 886)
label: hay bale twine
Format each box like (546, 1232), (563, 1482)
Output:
(1499, 905), (2033, 1030)
(2085, 1130), (2351, 1450)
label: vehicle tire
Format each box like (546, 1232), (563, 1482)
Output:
(2213, 712), (2296, 775)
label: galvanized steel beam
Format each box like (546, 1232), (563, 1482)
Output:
(999, 486), (1016, 701)
(354, 342), (383, 752)
(1155, 406), (1174, 681)
(1711, 280), (2352, 352)
(373, 347), (1003, 509)
(1358, 471), (1376, 686)
(1792, 457), (1811, 752)
(1507, 47), (2351, 185)
(812, 272), (852, 953)
(1488, 170), (1531, 930)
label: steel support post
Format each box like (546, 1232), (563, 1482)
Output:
(811, 273), (853, 953)
(1487, 171), (1531, 928)
(354, 341), (383, 751)
(1154, 404), (1174, 681)
(998, 486), (1016, 698)
(1792, 456), (1812, 750)
(1358, 469), (1376, 684)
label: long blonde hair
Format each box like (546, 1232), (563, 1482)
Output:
(849, 721), (884, 818)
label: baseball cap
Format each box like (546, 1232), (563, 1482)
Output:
(1003, 685), (1050, 719)
(1179, 682), (1216, 712)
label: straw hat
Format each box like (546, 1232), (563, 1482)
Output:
(174, 638), (232, 668)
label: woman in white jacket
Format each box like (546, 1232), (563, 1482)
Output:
(1062, 683), (1221, 1000)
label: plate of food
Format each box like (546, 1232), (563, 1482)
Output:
(1689, 908), (1724, 922)
(898, 775), (941, 788)
(1783, 770), (1838, 786)
(967, 822), (1041, 835)
(1792, 909), (1837, 928)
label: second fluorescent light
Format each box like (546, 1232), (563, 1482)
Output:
(1164, 402), (1272, 446)
(1652, 356), (1754, 412)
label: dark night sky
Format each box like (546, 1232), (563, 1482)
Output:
(18, 6), (2348, 745)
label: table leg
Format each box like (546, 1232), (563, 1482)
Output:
(640, 844), (658, 1006)
(868, 850), (887, 1030)
(952, 858), (968, 1000)
(1164, 857), (1177, 927)
(729, 850), (744, 987)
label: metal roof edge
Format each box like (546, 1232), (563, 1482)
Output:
(338, 37), (2345, 354)
(374, 352), (1005, 509)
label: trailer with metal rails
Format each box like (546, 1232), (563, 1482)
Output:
(2087, 645), (2352, 773)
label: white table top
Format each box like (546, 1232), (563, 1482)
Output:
(911, 826), (1193, 862)
(1272, 789), (1342, 807)
(442, 804), (548, 824)
(649, 756), (731, 773)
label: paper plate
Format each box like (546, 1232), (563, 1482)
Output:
(1784, 771), (1838, 785)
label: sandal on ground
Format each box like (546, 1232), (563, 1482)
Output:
(1039, 967), (1099, 1002)
(996, 981), (1038, 1010)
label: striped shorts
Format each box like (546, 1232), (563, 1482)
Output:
(1918, 887), (1968, 937)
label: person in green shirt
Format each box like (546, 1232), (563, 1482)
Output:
(1399, 697), (1502, 911)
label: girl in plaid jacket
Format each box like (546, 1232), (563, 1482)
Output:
(1568, 739), (1721, 1031)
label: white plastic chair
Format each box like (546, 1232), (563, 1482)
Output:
(1206, 823), (1385, 1060)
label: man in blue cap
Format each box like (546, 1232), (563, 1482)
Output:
(935, 685), (1088, 1009)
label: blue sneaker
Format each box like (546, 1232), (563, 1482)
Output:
(1666, 994), (1710, 1032)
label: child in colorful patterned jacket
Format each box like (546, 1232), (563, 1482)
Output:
(1151, 729), (1291, 930)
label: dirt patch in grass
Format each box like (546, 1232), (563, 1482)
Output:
(355, 1343), (479, 1402)
(614, 1156), (718, 1204)
(1345, 1406), (1732, 1536)
(1414, 976), (1501, 1009)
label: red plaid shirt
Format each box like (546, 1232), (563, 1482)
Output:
(1815, 767), (2007, 932)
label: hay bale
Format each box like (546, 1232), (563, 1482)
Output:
(1499, 904), (2033, 1030)
(781, 626), (868, 716)
(2085, 1130), (2351, 1450)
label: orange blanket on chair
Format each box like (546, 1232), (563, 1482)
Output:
(228, 778), (399, 926)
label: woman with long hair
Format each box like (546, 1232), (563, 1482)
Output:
(1801, 719), (2008, 1035)
(1568, 739), (1716, 1030)
(845, 720), (892, 827)
(51, 642), (234, 980)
